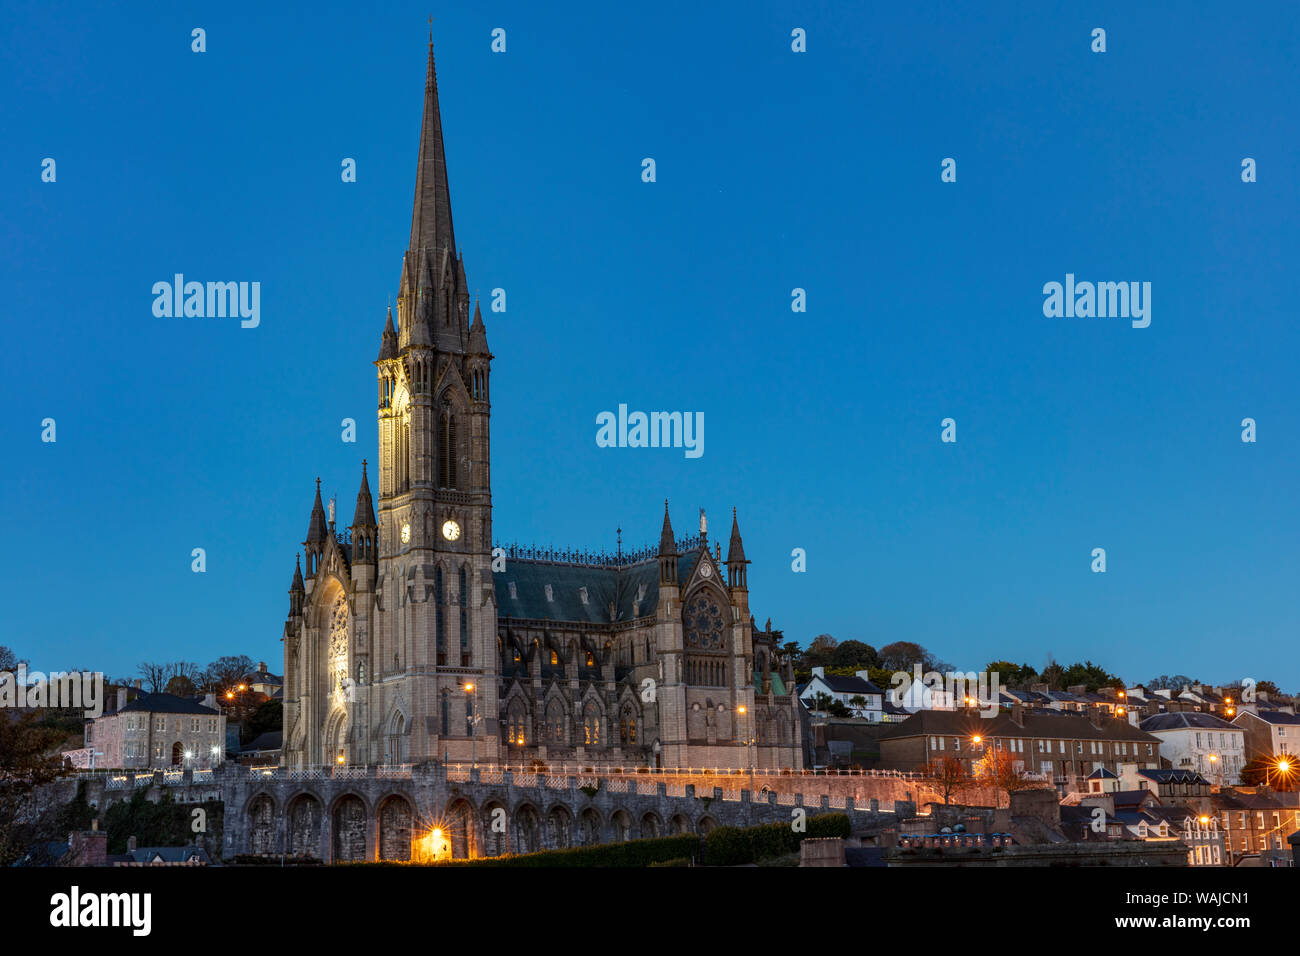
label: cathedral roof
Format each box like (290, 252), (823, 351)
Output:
(495, 551), (701, 626)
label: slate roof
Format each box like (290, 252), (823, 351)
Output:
(1087, 767), (1119, 779)
(242, 731), (282, 753)
(1112, 789), (1159, 809)
(495, 551), (700, 625)
(1249, 710), (1300, 726)
(807, 673), (884, 696)
(243, 667), (283, 687)
(113, 693), (220, 717)
(1140, 712), (1240, 732)
(115, 846), (212, 865)
(878, 709), (1160, 743)
(1138, 768), (1209, 786)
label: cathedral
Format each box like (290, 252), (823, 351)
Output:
(280, 36), (802, 772)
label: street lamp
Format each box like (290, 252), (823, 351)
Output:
(464, 682), (483, 771)
(737, 705), (754, 792)
(1207, 752), (1225, 788)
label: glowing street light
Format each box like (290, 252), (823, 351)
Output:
(736, 705), (754, 793)
(464, 682), (483, 770)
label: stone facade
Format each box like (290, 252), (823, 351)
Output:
(86, 690), (225, 770)
(279, 36), (802, 773)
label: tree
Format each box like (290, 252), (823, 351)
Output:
(804, 635), (838, 669)
(242, 699), (283, 746)
(201, 656), (255, 695)
(808, 692), (834, 717)
(0, 712), (70, 865)
(878, 641), (926, 672)
(0, 645), (16, 672)
(164, 674), (197, 697)
(138, 660), (203, 695)
(921, 757), (971, 805)
(985, 660), (1037, 687)
(1058, 660), (1125, 692)
(830, 640), (879, 670)
(780, 641), (803, 668)
(1240, 754), (1298, 791)
(972, 746), (1036, 804)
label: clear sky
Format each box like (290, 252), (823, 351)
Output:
(3, 1), (1297, 690)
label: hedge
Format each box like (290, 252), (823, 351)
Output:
(703, 813), (850, 866)
(356, 834), (701, 868)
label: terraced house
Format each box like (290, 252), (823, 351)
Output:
(878, 705), (1161, 793)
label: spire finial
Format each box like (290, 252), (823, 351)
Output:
(428, 14), (433, 46)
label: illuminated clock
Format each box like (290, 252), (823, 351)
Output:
(400, 522), (411, 544)
(442, 519), (461, 541)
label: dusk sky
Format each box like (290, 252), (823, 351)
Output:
(3, 1), (1297, 690)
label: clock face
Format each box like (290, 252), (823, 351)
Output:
(400, 522), (411, 544)
(442, 519), (461, 541)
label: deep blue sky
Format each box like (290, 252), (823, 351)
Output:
(3, 2), (1297, 690)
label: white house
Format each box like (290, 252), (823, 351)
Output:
(1139, 712), (1245, 785)
(799, 667), (884, 721)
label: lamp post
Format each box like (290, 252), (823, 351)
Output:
(464, 682), (483, 771)
(737, 705), (754, 792)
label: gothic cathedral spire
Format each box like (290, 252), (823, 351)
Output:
(409, 35), (455, 260)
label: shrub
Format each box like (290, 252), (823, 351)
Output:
(703, 813), (850, 866)
(353, 834), (701, 868)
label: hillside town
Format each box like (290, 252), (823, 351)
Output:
(2, 639), (1296, 868)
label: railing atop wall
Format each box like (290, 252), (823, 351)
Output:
(82, 762), (922, 802)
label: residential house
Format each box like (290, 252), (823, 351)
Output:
(1139, 712), (1246, 785)
(799, 667), (885, 721)
(86, 690), (226, 770)
(877, 705), (1161, 793)
(1233, 709), (1300, 762)
(1212, 787), (1300, 865)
